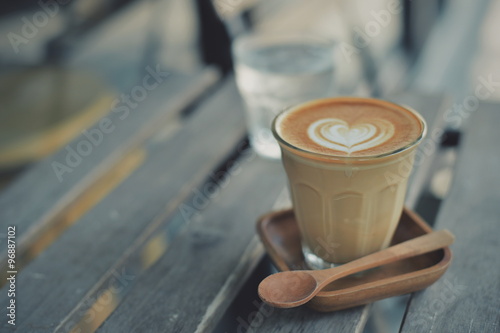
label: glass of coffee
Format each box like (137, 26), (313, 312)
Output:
(272, 97), (426, 269)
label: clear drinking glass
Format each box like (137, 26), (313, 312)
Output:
(232, 33), (336, 159)
(272, 98), (427, 269)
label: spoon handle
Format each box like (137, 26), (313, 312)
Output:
(315, 229), (455, 287)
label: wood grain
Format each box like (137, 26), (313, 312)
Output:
(0, 68), (219, 275)
(0, 80), (451, 332)
(95, 157), (287, 333)
(0, 74), (247, 333)
(400, 103), (500, 333)
(0, 148), (146, 286)
(387, 92), (451, 209)
(94, 92), (448, 333)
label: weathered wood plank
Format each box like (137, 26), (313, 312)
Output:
(388, 92), (451, 209)
(94, 92), (449, 333)
(0, 68), (219, 274)
(400, 103), (500, 333)
(96, 156), (287, 333)
(409, 0), (491, 98)
(0, 77), (245, 332)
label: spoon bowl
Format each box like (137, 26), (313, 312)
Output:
(258, 271), (318, 307)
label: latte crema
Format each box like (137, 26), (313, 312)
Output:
(275, 98), (424, 157)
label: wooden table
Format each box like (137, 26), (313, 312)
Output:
(0, 72), (499, 333)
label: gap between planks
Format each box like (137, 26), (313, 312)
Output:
(55, 135), (249, 333)
(0, 68), (220, 281)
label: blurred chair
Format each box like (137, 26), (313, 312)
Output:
(0, 0), (135, 178)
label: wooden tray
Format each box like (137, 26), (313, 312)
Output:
(256, 207), (452, 312)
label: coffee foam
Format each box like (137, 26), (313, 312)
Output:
(276, 98), (424, 157)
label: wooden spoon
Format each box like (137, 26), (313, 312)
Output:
(258, 229), (455, 308)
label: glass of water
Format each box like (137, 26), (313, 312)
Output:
(232, 33), (336, 159)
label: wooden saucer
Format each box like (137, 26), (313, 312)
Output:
(256, 207), (452, 312)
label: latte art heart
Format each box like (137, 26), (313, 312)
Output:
(307, 118), (395, 154)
